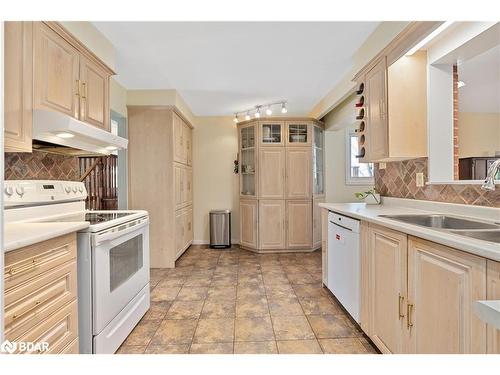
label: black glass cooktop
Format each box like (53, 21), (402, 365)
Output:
(45, 212), (134, 225)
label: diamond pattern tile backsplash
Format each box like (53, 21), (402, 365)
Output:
(5, 151), (79, 181)
(375, 158), (500, 208)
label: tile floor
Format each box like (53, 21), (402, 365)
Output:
(117, 245), (378, 354)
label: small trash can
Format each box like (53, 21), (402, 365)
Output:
(209, 209), (231, 248)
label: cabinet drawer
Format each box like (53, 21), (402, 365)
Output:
(59, 338), (79, 354)
(12, 300), (78, 354)
(4, 233), (77, 290)
(5, 260), (77, 339)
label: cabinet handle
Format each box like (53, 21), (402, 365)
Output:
(76, 79), (81, 97)
(81, 82), (87, 99)
(6, 258), (38, 277)
(407, 302), (414, 329)
(398, 294), (405, 319)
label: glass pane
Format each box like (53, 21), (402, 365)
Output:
(314, 127), (323, 148)
(241, 147), (255, 195)
(262, 124), (281, 143)
(288, 124), (308, 143)
(313, 147), (324, 195)
(350, 135), (374, 178)
(241, 126), (255, 149)
(110, 234), (143, 292)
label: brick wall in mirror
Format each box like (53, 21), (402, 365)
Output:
(5, 151), (79, 181)
(375, 158), (500, 207)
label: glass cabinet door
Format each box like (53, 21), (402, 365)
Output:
(260, 121), (283, 145)
(240, 125), (256, 196)
(313, 126), (324, 195)
(286, 122), (311, 146)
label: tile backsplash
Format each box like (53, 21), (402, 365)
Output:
(375, 158), (500, 208)
(5, 150), (79, 181)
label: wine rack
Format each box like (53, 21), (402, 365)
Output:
(355, 81), (367, 160)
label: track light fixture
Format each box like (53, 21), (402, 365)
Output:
(234, 101), (288, 121)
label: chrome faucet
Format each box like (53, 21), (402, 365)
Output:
(481, 158), (500, 191)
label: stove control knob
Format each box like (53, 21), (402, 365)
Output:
(4, 186), (14, 196)
(72, 186), (78, 193)
(16, 186), (25, 197)
(65, 186), (72, 194)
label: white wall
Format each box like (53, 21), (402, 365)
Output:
(323, 96), (374, 203)
(192, 117), (239, 244)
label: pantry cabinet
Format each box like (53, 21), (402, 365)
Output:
(360, 221), (488, 354)
(3, 233), (79, 354)
(4, 21), (115, 152)
(128, 106), (194, 268)
(238, 117), (325, 253)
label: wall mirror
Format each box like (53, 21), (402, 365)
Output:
(427, 22), (500, 184)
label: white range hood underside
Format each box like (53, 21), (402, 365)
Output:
(32, 109), (128, 155)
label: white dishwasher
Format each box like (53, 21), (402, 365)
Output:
(327, 211), (361, 323)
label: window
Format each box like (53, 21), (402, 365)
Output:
(346, 130), (374, 185)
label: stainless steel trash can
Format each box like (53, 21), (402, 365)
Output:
(209, 209), (231, 248)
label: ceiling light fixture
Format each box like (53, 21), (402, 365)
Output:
(245, 112), (251, 121)
(56, 132), (75, 139)
(405, 21), (454, 56)
(233, 114), (239, 123)
(265, 106), (273, 116)
(254, 106), (261, 118)
(281, 102), (288, 114)
(234, 101), (288, 121)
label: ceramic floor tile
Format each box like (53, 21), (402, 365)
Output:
(211, 274), (238, 286)
(299, 297), (342, 315)
(207, 286), (237, 300)
(319, 338), (369, 354)
(236, 296), (270, 318)
(271, 315), (315, 340)
(150, 319), (198, 345)
(292, 284), (328, 298)
(116, 345), (147, 354)
(142, 301), (171, 320)
(166, 300), (204, 319)
(201, 299), (236, 319)
(184, 276), (213, 287)
(277, 340), (323, 354)
(268, 297), (304, 317)
(237, 284), (266, 299)
(157, 277), (186, 287)
(145, 344), (190, 354)
(286, 273), (316, 285)
(123, 319), (161, 346)
(307, 315), (357, 339)
(150, 285), (181, 302)
(189, 342), (234, 354)
(265, 284), (296, 299)
(234, 341), (278, 354)
(235, 316), (275, 342)
(192, 318), (235, 343)
(176, 286), (209, 301)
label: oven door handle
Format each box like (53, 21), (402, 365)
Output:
(94, 217), (149, 247)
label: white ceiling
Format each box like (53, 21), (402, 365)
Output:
(93, 22), (379, 116)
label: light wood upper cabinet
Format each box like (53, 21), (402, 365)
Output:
(367, 224), (407, 354)
(173, 112), (185, 164)
(260, 121), (284, 146)
(184, 124), (193, 166)
(286, 148), (311, 199)
(240, 200), (258, 249)
(259, 200), (285, 250)
(184, 167), (193, 205)
(4, 22), (33, 153)
(406, 237), (486, 354)
(259, 148), (285, 199)
(285, 121), (312, 146)
(174, 164), (183, 210)
(286, 200), (312, 249)
(34, 22), (80, 119)
(486, 260), (500, 354)
(79, 57), (110, 131)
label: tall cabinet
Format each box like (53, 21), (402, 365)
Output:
(128, 106), (194, 268)
(239, 118), (324, 253)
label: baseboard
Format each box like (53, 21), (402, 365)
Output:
(192, 239), (240, 245)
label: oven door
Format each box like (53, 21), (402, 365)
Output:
(92, 217), (150, 335)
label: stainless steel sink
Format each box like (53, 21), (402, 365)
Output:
(449, 230), (500, 244)
(379, 214), (500, 230)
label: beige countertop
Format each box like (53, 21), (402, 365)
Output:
(4, 222), (90, 252)
(319, 200), (500, 262)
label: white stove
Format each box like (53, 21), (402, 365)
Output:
(4, 180), (150, 354)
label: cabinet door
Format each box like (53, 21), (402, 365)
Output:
(286, 200), (312, 249)
(240, 200), (258, 249)
(175, 209), (185, 258)
(285, 121), (311, 146)
(259, 148), (285, 199)
(259, 200), (285, 250)
(4, 21), (33, 152)
(239, 123), (257, 197)
(260, 121), (284, 146)
(184, 124), (192, 166)
(34, 22), (80, 119)
(487, 260), (500, 354)
(406, 237), (487, 354)
(312, 197), (324, 249)
(174, 164), (184, 210)
(365, 58), (388, 161)
(184, 207), (193, 249)
(360, 221), (371, 336)
(368, 224), (407, 354)
(312, 126), (325, 196)
(173, 112), (185, 164)
(321, 209), (328, 286)
(286, 148), (311, 199)
(79, 57), (110, 131)
(184, 167), (193, 205)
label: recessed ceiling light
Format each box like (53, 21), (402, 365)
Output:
(56, 132), (75, 139)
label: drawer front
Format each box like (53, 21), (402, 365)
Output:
(5, 233), (77, 290)
(59, 338), (79, 354)
(5, 260), (77, 339)
(12, 300), (78, 354)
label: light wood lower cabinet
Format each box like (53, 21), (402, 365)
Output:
(286, 200), (312, 249)
(486, 260), (500, 354)
(321, 209), (328, 286)
(3, 233), (79, 354)
(361, 222), (488, 354)
(175, 205), (193, 260)
(240, 200), (258, 249)
(313, 197), (324, 249)
(367, 224), (407, 354)
(259, 200), (286, 250)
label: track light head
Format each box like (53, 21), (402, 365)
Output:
(233, 114), (238, 123)
(245, 112), (251, 121)
(265, 106), (272, 116)
(281, 102), (288, 114)
(254, 107), (261, 118)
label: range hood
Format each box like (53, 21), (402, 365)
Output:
(32, 109), (128, 155)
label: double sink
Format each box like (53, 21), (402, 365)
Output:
(379, 214), (500, 244)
